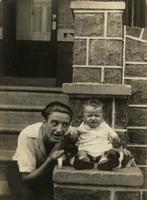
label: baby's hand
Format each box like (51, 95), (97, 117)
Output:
(112, 137), (121, 148)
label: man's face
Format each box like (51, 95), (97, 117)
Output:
(83, 105), (103, 128)
(43, 111), (71, 143)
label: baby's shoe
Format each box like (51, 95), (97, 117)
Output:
(73, 156), (94, 170)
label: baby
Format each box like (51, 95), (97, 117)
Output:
(73, 99), (120, 170)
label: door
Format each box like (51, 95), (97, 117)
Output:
(0, 0), (58, 86)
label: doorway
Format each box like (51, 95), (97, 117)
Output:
(0, 0), (58, 86)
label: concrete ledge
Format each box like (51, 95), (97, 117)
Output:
(53, 166), (143, 187)
(71, 1), (126, 11)
(62, 83), (132, 96)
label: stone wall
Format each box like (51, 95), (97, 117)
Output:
(125, 26), (147, 196)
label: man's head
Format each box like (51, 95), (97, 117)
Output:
(41, 101), (72, 143)
(83, 99), (104, 128)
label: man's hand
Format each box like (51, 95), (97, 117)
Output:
(50, 150), (64, 160)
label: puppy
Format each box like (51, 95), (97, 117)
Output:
(57, 133), (78, 168)
(97, 148), (135, 171)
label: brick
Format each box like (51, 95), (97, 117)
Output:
(73, 67), (101, 83)
(115, 191), (140, 200)
(53, 166), (143, 187)
(128, 129), (147, 144)
(75, 13), (104, 37)
(142, 27), (147, 40)
(125, 64), (147, 77)
(104, 68), (122, 84)
(107, 13), (123, 37)
(128, 147), (147, 165)
(89, 40), (123, 66)
(128, 107), (147, 126)
(126, 26), (142, 38)
(54, 187), (110, 200)
(125, 80), (147, 104)
(69, 98), (112, 126)
(73, 39), (86, 65)
(126, 38), (147, 62)
(115, 99), (129, 129)
(140, 167), (147, 189)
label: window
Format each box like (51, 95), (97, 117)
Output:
(17, 0), (52, 41)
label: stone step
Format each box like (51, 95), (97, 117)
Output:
(0, 150), (14, 161)
(0, 86), (69, 108)
(0, 77), (56, 87)
(0, 134), (18, 150)
(0, 110), (41, 133)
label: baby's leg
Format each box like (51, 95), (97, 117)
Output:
(73, 151), (94, 170)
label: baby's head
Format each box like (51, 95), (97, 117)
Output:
(83, 99), (104, 128)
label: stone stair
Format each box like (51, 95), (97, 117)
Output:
(0, 86), (69, 199)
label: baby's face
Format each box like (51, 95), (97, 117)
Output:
(83, 105), (103, 128)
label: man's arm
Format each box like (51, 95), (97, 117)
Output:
(22, 150), (64, 186)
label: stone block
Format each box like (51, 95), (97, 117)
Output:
(115, 191), (140, 200)
(53, 166), (143, 187)
(71, 1), (126, 10)
(54, 187), (110, 200)
(89, 40), (123, 66)
(140, 167), (147, 189)
(125, 64), (147, 77)
(126, 26), (142, 38)
(125, 80), (147, 104)
(75, 13), (104, 37)
(73, 67), (101, 83)
(128, 147), (147, 165)
(128, 129), (147, 144)
(116, 131), (129, 147)
(128, 107), (147, 126)
(62, 83), (131, 96)
(142, 191), (147, 200)
(104, 68), (122, 84)
(126, 38), (147, 62)
(115, 99), (128, 129)
(73, 39), (86, 65)
(107, 13), (123, 37)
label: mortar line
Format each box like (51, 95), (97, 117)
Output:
(126, 61), (147, 65)
(125, 77), (147, 80)
(128, 126), (147, 129)
(73, 65), (122, 68)
(126, 35), (147, 43)
(104, 11), (107, 38)
(140, 190), (143, 200)
(122, 25), (126, 84)
(139, 28), (144, 39)
(86, 38), (89, 66)
(110, 190), (115, 200)
(101, 66), (104, 83)
(129, 104), (147, 108)
(74, 36), (123, 40)
(112, 98), (115, 129)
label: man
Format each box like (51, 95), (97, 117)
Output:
(10, 101), (72, 200)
